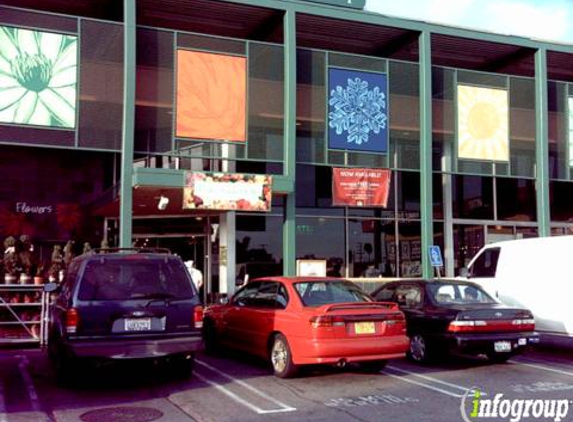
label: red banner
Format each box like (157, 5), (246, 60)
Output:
(332, 168), (391, 207)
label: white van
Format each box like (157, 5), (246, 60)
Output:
(460, 235), (573, 341)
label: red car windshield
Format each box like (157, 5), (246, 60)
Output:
(294, 280), (372, 307)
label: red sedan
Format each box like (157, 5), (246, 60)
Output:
(203, 277), (409, 378)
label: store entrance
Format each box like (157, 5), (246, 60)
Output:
(130, 213), (220, 302)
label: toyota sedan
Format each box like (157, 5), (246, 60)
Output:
(371, 279), (539, 363)
(203, 277), (409, 378)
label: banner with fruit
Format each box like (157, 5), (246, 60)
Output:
(183, 172), (272, 212)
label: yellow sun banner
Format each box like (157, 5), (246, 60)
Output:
(457, 84), (509, 161)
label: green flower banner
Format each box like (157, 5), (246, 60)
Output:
(0, 25), (77, 128)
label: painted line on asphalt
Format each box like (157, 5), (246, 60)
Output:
(386, 365), (482, 394)
(381, 371), (463, 398)
(509, 359), (573, 377)
(193, 372), (294, 415)
(0, 380), (7, 422)
(195, 359), (296, 414)
(17, 355), (55, 422)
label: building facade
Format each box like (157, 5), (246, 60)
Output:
(1, 0), (573, 297)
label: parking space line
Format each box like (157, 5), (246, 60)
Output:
(17, 355), (54, 422)
(509, 359), (573, 377)
(195, 360), (296, 412)
(0, 380), (7, 422)
(386, 365), (480, 393)
(381, 371), (463, 398)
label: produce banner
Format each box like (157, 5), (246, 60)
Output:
(176, 50), (246, 142)
(328, 68), (388, 153)
(332, 168), (391, 207)
(183, 172), (272, 212)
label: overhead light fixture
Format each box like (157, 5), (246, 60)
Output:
(157, 195), (169, 210)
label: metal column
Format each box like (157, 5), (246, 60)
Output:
(419, 30), (434, 278)
(119, 0), (136, 248)
(283, 8), (297, 276)
(534, 48), (550, 237)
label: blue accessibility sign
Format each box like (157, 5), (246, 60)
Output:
(428, 246), (443, 267)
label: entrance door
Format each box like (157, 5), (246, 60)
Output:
(133, 235), (208, 297)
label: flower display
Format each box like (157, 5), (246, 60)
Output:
(0, 25), (77, 128)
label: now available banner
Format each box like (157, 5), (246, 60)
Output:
(332, 168), (391, 207)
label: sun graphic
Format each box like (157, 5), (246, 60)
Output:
(457, 84), (509, 161)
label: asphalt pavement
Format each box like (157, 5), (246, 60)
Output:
(1, 345), (573, 422)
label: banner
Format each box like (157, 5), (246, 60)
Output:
(183, 172), (272, 212)
(328, 68), (388, 153)
(332, 168), (391, 207)
(176, 50), (246, 142)
(457, 84), (509, 161)
(0, 25), (77, 128)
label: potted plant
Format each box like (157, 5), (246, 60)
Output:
(18, 235), (34, 284)
(3, 236), (19, 284)
(34, 263), (44, 285)
(48, 245), (63, 283)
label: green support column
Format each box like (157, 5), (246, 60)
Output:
(535, 48), (550, 237)
(283, 8), (297, 276)
(119, 0), (136, 248)
(419, 30), (434, 279)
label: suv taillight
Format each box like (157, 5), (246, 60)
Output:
(194, 306), (203, 329)
(65, 308), (79, 334)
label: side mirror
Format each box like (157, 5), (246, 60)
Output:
(459, 267), (469, 278)
(43, 282), (59, 293)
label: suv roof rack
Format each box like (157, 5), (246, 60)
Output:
(87, 247), (173, 255)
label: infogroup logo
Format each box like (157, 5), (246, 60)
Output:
(460, 388), (570, 422)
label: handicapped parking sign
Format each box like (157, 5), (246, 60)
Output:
(428, 246), (443, 267)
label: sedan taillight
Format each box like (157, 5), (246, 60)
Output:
(194, 306), (204, 329)
(65, 308), (79, 334)
(310, 315), (345, 328)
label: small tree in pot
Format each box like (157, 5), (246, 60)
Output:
(3, 236), (20, 284)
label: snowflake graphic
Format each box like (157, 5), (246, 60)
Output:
(329, 77), (388, 146)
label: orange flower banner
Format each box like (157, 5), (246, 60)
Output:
(176, 50), (247, 142)
(183, 172), (272, 212)
(332, 168), (391, 207)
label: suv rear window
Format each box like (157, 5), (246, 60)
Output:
(77, 258), (195, 301)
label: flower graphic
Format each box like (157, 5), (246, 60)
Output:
(0, 25), (77, 128)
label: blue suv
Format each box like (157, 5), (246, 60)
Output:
(45, 248), (203, 383)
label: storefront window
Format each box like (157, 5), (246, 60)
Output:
(452, 175), (494, 220)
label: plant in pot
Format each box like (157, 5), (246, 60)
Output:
(3, 236), (19, 284)
(34, 263), (44, 285)
(18, 235), (34, 284)
(48, 244), (63, 283)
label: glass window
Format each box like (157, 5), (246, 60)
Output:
(373, 285), (395, 301)
(470, 247), (500, 278)
(294, 280), (371, 307)
(496, 177), (536, 221)
(276, 284), (289, 309)
(550, 180), (573, 222)
(232, 282), (260, 307)
(452, 175), (494, 219)
(296, 217), (345, 274)
(395, 285), (422, 307)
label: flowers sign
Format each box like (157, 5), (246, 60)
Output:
(328, 68), (388, 153)
(0, 25), (77, 128)
(183, 172), (272, 212)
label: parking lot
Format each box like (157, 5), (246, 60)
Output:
(1, 345), (573, 422)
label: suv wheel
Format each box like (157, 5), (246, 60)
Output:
(169, 353), (195, 378)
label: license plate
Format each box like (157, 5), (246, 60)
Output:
(355, 322), (375, 335)
(494, 341), (512, 352)
(124, 318), (151, 332)
(518, 338), (527, 346)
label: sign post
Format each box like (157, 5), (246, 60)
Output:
(428, 245), (444, 279)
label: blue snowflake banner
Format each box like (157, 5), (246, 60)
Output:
(328, 68), (388, 153)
